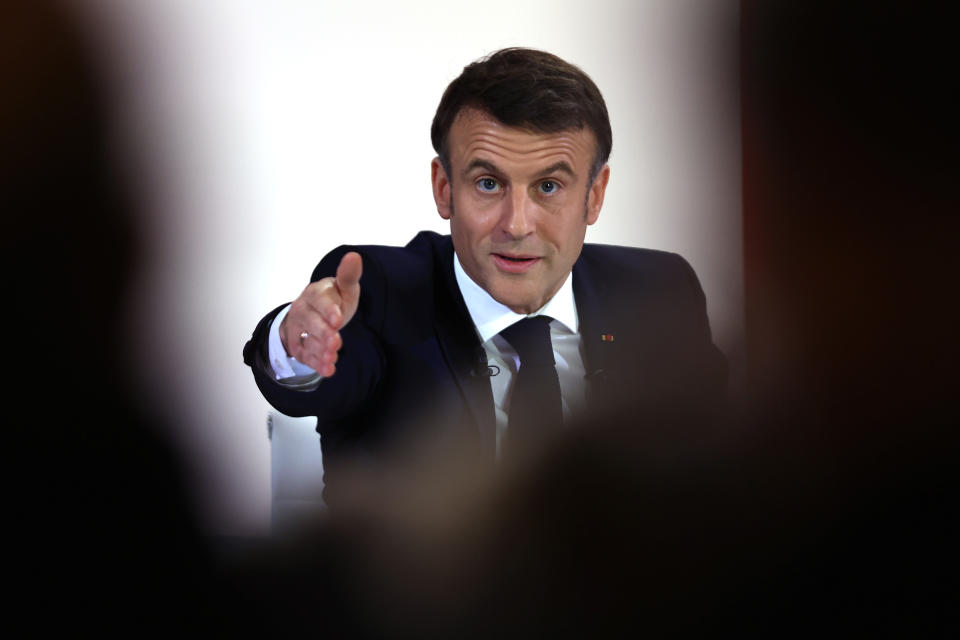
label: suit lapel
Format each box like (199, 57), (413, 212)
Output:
(431, 237), (497, 460)
(573, 256), (628, 410)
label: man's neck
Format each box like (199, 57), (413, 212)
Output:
(453, 252), (579, 343)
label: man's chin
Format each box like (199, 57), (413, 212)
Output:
(489, 287), (542, 315)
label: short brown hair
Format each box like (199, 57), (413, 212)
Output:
(431, 48), (612, 182)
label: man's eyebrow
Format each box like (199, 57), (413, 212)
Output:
(463, 159), (503, 177)
(535, 161), (576, 179)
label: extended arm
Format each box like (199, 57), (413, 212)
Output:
(244, 249), (385, 419)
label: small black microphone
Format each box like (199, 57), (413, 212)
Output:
(471, 347), (500, 377)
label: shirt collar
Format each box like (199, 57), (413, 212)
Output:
(454, 252), (579, 343)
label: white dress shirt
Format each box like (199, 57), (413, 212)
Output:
(453, 255), (587, 455)
(267, 253), (588, 454)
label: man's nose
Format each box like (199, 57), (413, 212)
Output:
(500, 190), (536, 240)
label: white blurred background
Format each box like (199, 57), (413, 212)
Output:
(73, 0), (742, 536)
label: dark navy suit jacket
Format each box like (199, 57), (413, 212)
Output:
(244, 231), (727, 495)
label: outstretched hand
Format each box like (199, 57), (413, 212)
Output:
(280, 251), (362, 377)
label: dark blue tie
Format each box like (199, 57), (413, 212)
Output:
(500, 316), (563, 451)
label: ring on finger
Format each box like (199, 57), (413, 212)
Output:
(299, 330), (309, 347)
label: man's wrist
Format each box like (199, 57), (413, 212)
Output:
(278, 310), (290, 354)
(268, 305), (320, 381)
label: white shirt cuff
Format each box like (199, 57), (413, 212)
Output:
(268, 304), (321, 381)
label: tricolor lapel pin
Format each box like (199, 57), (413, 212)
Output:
(600, 333), (615, 342)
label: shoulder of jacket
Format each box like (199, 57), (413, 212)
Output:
(579, 243), (688, 274)
(311, 231), (450, 282)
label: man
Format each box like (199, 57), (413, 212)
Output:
(244, 48), (726, 505)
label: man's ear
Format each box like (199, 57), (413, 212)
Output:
(586, 164), (611, 225)
(431, 157), (452, 220)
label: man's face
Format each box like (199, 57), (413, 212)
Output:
(431, 110), (610, 314)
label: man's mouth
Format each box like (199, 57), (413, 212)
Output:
(493, 253), (540, 273)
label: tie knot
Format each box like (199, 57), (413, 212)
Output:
(500, 316), (555, 367)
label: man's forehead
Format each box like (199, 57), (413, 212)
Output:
(449, 108), (596, 173)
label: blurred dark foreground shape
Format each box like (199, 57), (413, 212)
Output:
(2, 2), (257, 633)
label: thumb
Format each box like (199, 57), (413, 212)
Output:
(335, 251), (363, 309)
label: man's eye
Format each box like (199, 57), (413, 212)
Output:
(477, 178), (500, 193)
(539, 180), (558, 194)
